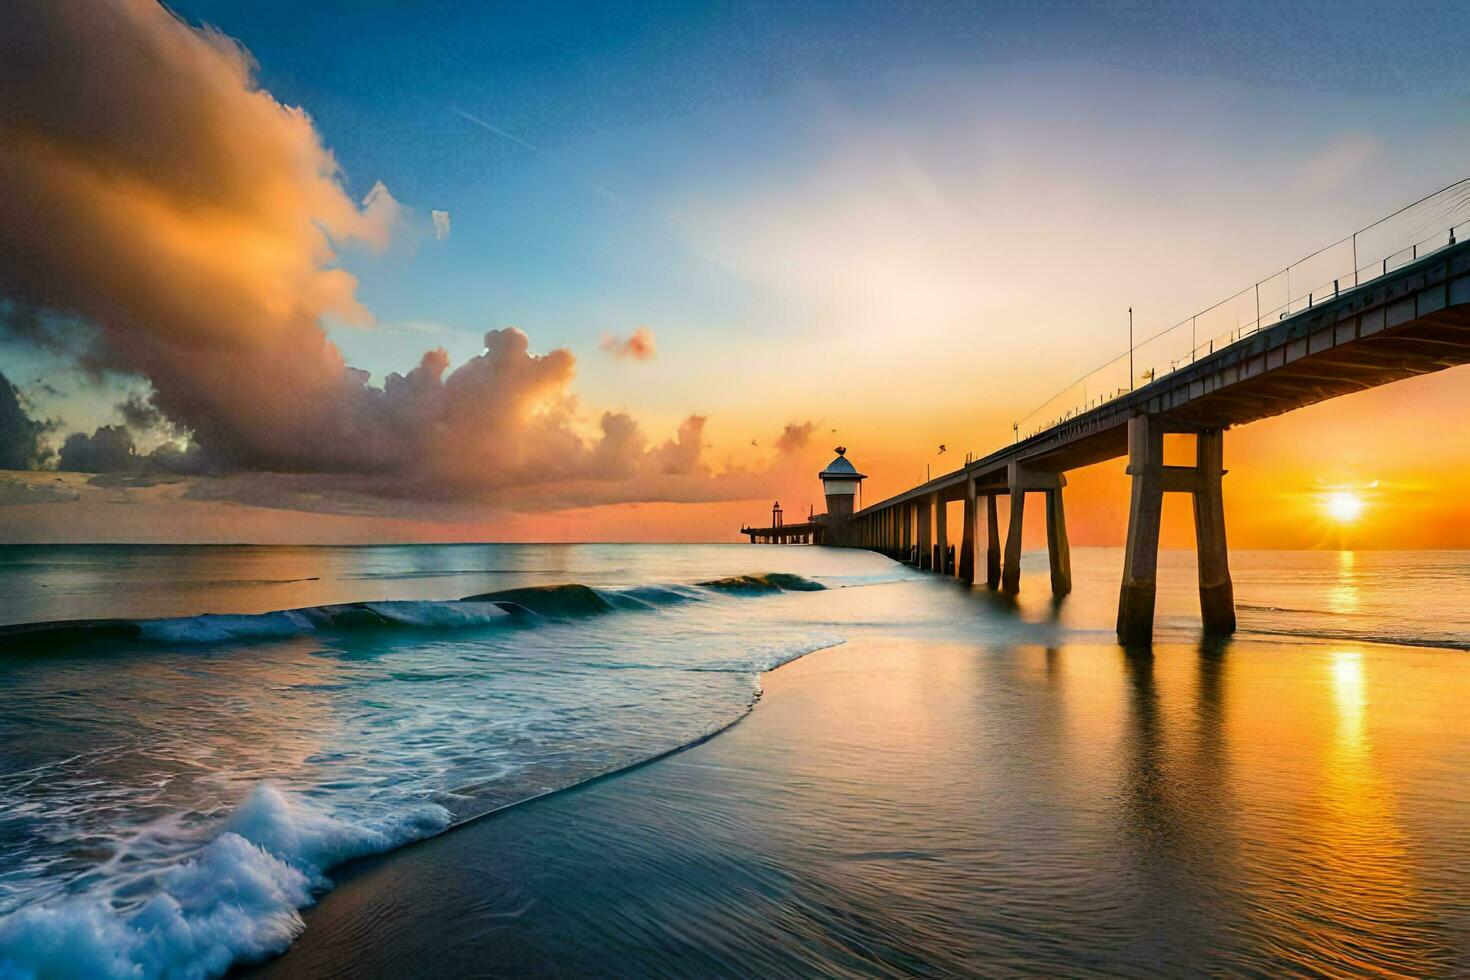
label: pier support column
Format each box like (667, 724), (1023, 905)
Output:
(902, 503), (914, 564)
(917, 498), (932, 570)
(985, 494), (1001, 589)
(1116, 417), (1237, 643)
(1002, 467), (1025, 594)
(959, 479), (977, 584)
(1045, 483), (1072, 596)
(1003, 462), (1068, 596)
(1117, 416), (1165, 645)
(1194, 429), (1236, 635)
(933, 492), (947, 575)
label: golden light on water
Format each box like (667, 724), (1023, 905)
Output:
(1323, 490), (1365, 524)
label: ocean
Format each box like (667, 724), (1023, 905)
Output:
(0, 544), (1466, 976)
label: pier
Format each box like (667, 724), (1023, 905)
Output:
(742, 501), (822, 544)
(757, 181), (1470, 643)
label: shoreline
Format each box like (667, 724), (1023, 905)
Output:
(247, 627), (1470, 977)
(242, 636), (876, 977)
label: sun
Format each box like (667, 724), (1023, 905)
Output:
(1323, 490), (1364, 524)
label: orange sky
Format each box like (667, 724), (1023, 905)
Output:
(5, 361), (1469, 548)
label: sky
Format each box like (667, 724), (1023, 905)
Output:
(2, 0), (1470, 546)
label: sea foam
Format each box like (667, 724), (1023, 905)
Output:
(0, 783), (451, 980)
(0, 568), (847, 976)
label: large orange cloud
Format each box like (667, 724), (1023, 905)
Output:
(0, 0), (805, 510)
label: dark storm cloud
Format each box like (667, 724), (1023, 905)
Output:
(0, 371), (53, 470)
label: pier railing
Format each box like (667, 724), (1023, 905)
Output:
(1014, 177), (1470, 440)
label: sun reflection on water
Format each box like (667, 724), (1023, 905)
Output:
(1301, 649), (1434, 976)
(1326, 550), (1361, 615)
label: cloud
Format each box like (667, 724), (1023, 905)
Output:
(58, 425), (137, 472)
(774, 420), (816, 455)
(432, 210), (451, 240)
(599, 326), (657, 361)
(0, 2), (783, 513)
(0, 371), (53, 469)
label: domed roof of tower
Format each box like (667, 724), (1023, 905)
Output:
(818, 447), (866, 480)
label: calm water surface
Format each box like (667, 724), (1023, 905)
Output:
(0, 544), (1466, 976)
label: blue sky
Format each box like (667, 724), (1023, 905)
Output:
(23, 2), (1470, 436)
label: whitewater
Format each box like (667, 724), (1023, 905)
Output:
(0, 553), (876, 979)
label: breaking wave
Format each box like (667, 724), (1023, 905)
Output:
(0, 784), (450, 979)
(0, 574), (829, 651)
(697, 573), (829, 593)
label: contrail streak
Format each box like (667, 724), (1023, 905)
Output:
(452, 107), (624, 206)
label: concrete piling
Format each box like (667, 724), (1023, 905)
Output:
(958, 479), (977, 584)
(917, 498), (932, 570)
(985, 494), (1001, 590)
(1193, 429), (1236, 635)
(1117, 416), (1164, 645)
(1116, 417), (1236, 644)
(933, 491), (947, 575)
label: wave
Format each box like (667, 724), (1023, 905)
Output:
(0, 601), (517, 649)
(1240, 624), (1470, 652)
(0, 783), (450, 979)
(600, 583), (707, 610)
(460, 583), (615, 617)
(343, 568), (575, 580)
(0, 573), (830, 651)
(1236, 602), (1350, 617)
(696, 573), (827, 593)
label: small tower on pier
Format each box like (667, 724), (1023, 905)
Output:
(819, 447), (866, 544)
(772, 501), (784, 529)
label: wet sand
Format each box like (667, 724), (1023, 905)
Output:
(251, 630), (1470, 978)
